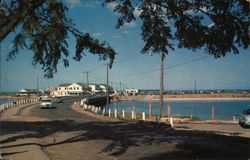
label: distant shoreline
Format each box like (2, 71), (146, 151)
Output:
(0, 95), (37, 100)
(126, 97), (250, 102)
(113, 93), (250, 102)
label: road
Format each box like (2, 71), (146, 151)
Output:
(1, 99), (250, 160)
(30, 99), (98, 121)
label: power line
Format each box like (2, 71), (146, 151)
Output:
(165, 56), (209, 69)
(113, 55), (138, 64)
(0, 42), (1, 92)
(113, 55), (210, 79)
(91, 55), (210, 82)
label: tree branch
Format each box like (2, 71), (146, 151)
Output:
(0, 0), (46, 42)
(0, 17), (21, 42)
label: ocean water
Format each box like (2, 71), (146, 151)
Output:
(0, 99), (13, 104)
(108, 101), (250, 120)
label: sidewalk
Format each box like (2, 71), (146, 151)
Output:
(0, 103), (50, 160)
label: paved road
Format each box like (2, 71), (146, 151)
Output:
(30, 99), (98, 121)
(1, 99), (250, 160)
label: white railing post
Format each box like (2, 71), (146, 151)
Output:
(108, 109), (111, 117)
(170, 116), (174, 127)
(122, 110), (125, 118)
(103, 108), (106, 115)
(114, 109), (117, 118)
(142, 112), (145, 121)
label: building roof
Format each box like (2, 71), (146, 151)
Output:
(76, 82), (91, 88)
(59, 83), (72, 87)
(99, 84), (113, 89)
(19, 89), (37, 93)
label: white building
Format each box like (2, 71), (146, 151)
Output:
(18, 89), (38, 96)
(125, 89), (139, 95)
(53, 83), (91, 96)
(88, 84), (102, 93)
(99, 84), (113, 93)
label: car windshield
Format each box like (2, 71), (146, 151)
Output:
(42, 99), (51, 102)
(245, 109), (250, 115)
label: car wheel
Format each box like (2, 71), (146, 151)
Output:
(242, 123), (247, 128)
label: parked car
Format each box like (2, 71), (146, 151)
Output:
(54, 97), (63, 103)
(239, 109), (250, 128)
(40, 98), (53, 109)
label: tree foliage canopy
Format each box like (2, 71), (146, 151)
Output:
(106, 0), (249, 57)
(0, 0), (117, 78)
(1, 0), (249, 78)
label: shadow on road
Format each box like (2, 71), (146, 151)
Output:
(1, 120), (250, 159)
(1, 150), (28, 156)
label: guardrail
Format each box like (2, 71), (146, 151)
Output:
(0, 98), (39, 113)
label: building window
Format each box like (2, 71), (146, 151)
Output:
(77, 87), (79, 90)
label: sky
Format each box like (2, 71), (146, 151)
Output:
(0, 0), (250, 92)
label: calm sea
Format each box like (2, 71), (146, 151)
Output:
(0, 99), (13, 104)
(108, 101), (250, 120)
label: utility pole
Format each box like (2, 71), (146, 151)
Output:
(37, 77), (39, 94)
(115, 82), (118, 92)
(104, 63), (110, 108)
(83, 71), (91, 86)
(0, 42), (1, 160)
(0, 42), (1, 92)
(119, 82), (122, 93)
(159, 52), (164, 120)
(194, 80), (197, 93)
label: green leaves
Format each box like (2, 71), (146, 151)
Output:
(75, 33), (116, 66)
(1, 0), (117, 78)
(106, 0), (249, 58)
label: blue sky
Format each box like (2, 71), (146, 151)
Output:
(1, 0), (250, 92)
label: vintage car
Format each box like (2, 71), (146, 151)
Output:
(54, 97), (63, 103)
(40, 98), (53, 109)
(239, 109), (250, 128)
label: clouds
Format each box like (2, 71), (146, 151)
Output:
(65, 0), (100, 8)
(124, 21), (136, 28)
(106, 2), (141, 18)
(106, 2), (118, 11)
(123, 30), (130, 34)
(134, 7), (142, 18)
(93, 32), (104, 37)
(106, 2), (139, 29)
